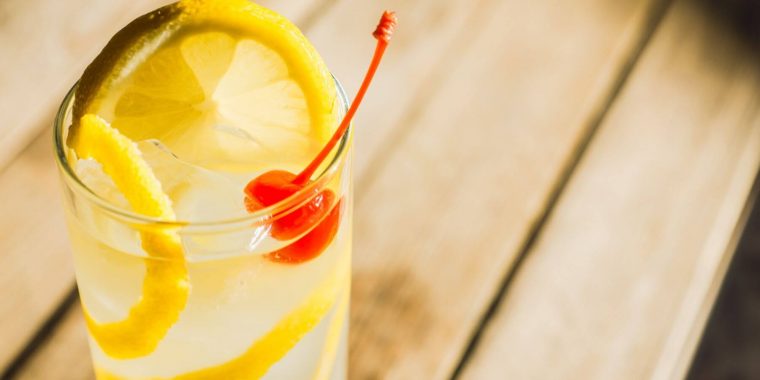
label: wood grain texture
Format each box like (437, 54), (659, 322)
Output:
(459, 1), (760, 379)
(349, 0), (662, 377)
(0, 0), (170, 173)
(7, 0), (664, 379)
(0, 132), (73, 373)
(0, 0), (324, 375)
(7, 0), (668, 378)
(13, 305), (93, 380)
(305, 0), (496, 179)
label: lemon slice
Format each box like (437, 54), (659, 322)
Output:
(71, 0), (339, 172)
(71, 115), (189, 359)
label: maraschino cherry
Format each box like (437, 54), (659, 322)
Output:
(244, 11), (397, 263)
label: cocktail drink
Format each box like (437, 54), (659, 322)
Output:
(53, 1), (395, 379)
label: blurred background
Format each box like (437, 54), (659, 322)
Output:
(691, 201), (760, 378)
(1, 0), (760, 379)
(685, 1), (760, 378)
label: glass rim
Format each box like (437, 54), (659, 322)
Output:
(54, 78), (351, 229)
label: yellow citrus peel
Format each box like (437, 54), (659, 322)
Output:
(94, 252), (350, 379)
(71, 114), (189, 359)
(71, 0), (339, 172)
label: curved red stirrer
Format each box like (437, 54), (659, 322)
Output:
(293, 10), (397, 185)
(244, 11), (397, 263)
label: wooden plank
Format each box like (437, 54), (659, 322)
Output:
(0, 0), (170, 173)
(0, 0), (326, 374)
(0, 132), (74, 373)
(348, 0), (663, 377)
(9, 0), (664, 378)
(13, 305), (93, 380)
(304, 0), (492, 178)
(458, 1), (760, 378)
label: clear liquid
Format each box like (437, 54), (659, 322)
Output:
(65, 132), (351, 379)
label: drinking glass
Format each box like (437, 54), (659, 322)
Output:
(54, 81), (352, 380)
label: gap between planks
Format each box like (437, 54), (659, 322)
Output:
(449, 0), (675, 377)
(1, 288), (78, 380)
(682, 171), (760, 379)
(457, 0), (760, 377)
(335, 0), (666, 377)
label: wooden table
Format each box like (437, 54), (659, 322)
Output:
(1, 0), (759, 378)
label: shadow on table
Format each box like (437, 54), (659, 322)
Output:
(693, 0), (760, 49)
(688, 172), (760, 378)
(684, 3), (760, 379)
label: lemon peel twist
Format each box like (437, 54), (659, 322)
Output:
(71, 114), (189, 359)
(94, 251), (350, 379)
(172, 253), (349, 380)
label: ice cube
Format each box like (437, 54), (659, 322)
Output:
(138, 140), (249, 222)
(137, 140), (269, 259)
(73, 158), (130, 210)
(72, 157), (144, 257)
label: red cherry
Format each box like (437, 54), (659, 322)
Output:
(266, 199), (343, 264)
(270, 190), (334, 240)
(244, 170), (301, 207)
(243, 11), (396, 263)
(244, 171), (336, 240)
